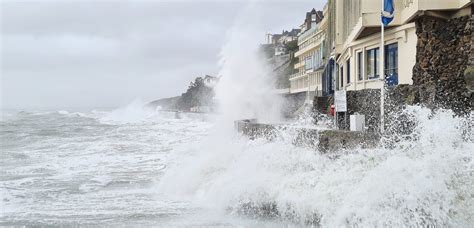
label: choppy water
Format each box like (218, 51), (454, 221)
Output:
(1, 104), (473, 227)
(0, 106), (215, 226)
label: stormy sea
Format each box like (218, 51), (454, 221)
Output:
(1, 102), (473, 227)
(1, 3), (473, 227)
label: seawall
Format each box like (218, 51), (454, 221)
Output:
(234, 119), (380, 152)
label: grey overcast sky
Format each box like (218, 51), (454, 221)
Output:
(1, 0), (325, 110)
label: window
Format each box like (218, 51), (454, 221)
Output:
(305, 56), (313, 70)
(357, 52), (363, 81)
(385, 43), (398, 86)
(313, 50), (320, 69)
(315, 49), (323, 69)
(340, 66), (344, 89)
(346, 58), (351, 84)
(366, 47), (379, 79)
(313, 53), (317, 69)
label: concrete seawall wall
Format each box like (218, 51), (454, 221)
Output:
(235, 119), (380, 152)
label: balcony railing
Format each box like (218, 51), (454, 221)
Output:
(289, 71), (305, 80)
(298, 26), (318, 44)
(294, 61), (305, 69)
(295, 31), (325, 57)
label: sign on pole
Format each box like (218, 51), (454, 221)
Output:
(334, 90), (347, 112)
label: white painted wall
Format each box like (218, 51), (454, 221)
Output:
(336, 23), (417, 91)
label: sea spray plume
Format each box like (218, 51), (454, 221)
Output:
(156, 0), (284, 208)
(214, 1), (283, 130)
(158, 107), (474, 226)
(157, 1), (473, 226)
(99, 99), (160, 124)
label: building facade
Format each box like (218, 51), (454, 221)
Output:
(316, 0), (473, 130)
(289, 9), (326, 103)
(326, 0), (471, 93)
(275, 0), (471, 118)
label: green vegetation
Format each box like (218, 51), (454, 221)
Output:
(148, 76), (216, 111)
(179, 76), (215, 110)
(284, 40), (298, 53)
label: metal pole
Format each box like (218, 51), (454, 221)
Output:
(380, 0), (385, 133)
(334, 63), (338, 129)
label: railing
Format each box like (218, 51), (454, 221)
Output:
(298, 26), (318, 44)
(289, 71), (305, 80)
(295, 32), (325, 57)
(313, 59), (324, 70)
(290, 77), (309, 93)
(274, 88), (290, 94)
(294, 61), (305, 69)
(308, 71), (322, 87)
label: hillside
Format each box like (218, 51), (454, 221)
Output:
(148, 75), (217, 111)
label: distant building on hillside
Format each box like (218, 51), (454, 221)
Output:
(265, 29), (301, 46)
(274, 44), (287, 56)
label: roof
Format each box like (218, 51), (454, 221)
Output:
(304, 8), (324, 24)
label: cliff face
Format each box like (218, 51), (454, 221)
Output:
(148, 75), (217, 111)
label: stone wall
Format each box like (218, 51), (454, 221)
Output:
(464, 14), (474, 107)
(235, 120), (380, 152)
(281, 92), (307, 118)
(311, 89), (383, 132)
(318, 130), (380, 152)
(345, 89), (381, 131)
(329, 85), (439, 134)
(315, 89), (391, 132)
(413, 15), (472, 114)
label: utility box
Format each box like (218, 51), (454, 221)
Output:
(350, 114), (365, 132)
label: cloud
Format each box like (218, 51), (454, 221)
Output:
(1, 0), (325, 109)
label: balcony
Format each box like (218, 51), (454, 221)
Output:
(289, 71), (324, 94)
(290, 76), (309, 94)
(289, 71), (305, 80)
(351, 0), (470, 33)
(294, 61), (305, 69)
(307, 71), (323, 91)
(401, 0), (471, 23)
(298, 26), (318, 44)
(345, 0), (470, 44)
(274, 88), (290, 94)
(295, 30), (325, 57)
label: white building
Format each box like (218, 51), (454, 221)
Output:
(289, 9), (325, 104)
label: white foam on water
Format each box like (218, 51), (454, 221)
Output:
(1, 1), (472, 226)
(98, 99), (159, 124)
(0, 105), (214, 226)
(58, 110), (69, 115)
(156, 1), (474, 226)
(158, 106), (473, 226)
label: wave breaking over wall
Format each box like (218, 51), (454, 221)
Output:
(157, 1), (474, 226)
